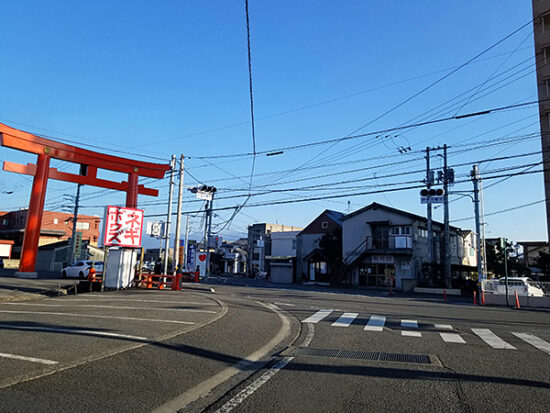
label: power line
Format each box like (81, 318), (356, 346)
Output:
(186, 98), (547, 160)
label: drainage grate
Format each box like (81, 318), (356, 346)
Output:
(292, 348), (432, 364)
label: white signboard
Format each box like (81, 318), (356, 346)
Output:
(196, 191), (213, 201)
(421, 196), (444, 204)
(103, 206), (144, 248)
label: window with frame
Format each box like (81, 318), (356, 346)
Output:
(321, 221), (328, 229)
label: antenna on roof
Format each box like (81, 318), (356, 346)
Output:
(347, 201), (351, 214)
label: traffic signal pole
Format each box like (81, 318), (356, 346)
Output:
(471, 165), (484, 288)
(173, 154), (184, 274)
(426, 147), (433, 265)
(443, 144), (451, 287)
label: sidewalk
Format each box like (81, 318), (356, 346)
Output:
(0, 269), (74, 302)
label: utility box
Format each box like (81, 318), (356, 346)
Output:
(104, 248), (137, 289)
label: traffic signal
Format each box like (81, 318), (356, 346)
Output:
(420, 188), (444, 196)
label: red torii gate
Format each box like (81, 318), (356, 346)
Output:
(0, 122), (170, 278)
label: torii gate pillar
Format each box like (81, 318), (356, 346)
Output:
(0, 122), (170, 279)
(17, 152), (51, 278)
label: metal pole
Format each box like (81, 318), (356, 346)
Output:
(184, 214), (190, 271)
(163, 155), (176, 275)
(472, 165), (483, 288)
(504, 238), (509, 307)
(426, 147), (433, 265)
(70, 183), (82, 264)
(173, 154), (184, 274)
(443, 144), (451, 287)
(480, 178), (487, 278)
(206, 193), (214, 277)
(203, 200), (209, 256)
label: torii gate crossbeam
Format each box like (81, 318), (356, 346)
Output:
(0, 122), (170, 278)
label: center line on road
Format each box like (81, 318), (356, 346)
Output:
(440, 333), (465, 343)
(0, 310), (195, 325)
(302, 309), (333, 324)
(364, 315), (386, 331)
(401, 320), (418, 329)
(472, 328), (516, 349)
(44, 298), (217, 306)
(0, 352), (58, 365)
(4, 303), (217, 313)
(332, 312), (358, 327)
(0, 324), (148, 340)
(512, 332), (550, 355)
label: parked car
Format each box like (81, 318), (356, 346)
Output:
(62, 260), (104, 279)
(495, 277), (545, 297)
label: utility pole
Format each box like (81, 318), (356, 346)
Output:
(443, 144), (451, 287)
(426, 147), (433, 266)
(480, 178), (487, 278)
(173, 154), (185, 274)
(183, 214), (190, 271)
(163, 155), (176, 275)
(471, 165), (483, 287)
(70, 183), (82, 263)
(205, 191), (215, 278)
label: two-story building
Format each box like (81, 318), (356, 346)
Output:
(342, 203), (477, 291)
(0, 209), (101, 258)
(247, 223), (303, 276)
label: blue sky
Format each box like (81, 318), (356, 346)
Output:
(0, 1), (546, 245)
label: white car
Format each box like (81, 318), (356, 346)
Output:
(62, 260), (104, 279)
(495, 277), (545, 297)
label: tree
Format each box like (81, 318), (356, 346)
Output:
(485, 239), (516, 278)
(318, 227), (342, 274)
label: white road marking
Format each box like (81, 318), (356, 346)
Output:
(0, 310), (194, 325)
(302, 309), (333, 324)
(152, 302), (291, 413)
(332, 312), (358, 327)
(435, 324), (453, 330)
(214, 318), (315, 413)
(364, 315), (386, 331)
(44, 298), (216, 306)
(512, 332), (550, 355)
(440, 333), (465, 343)
(273, 302), (295, 307)
(401, 319), (418, 329)
(0, 324), (148, 340)
(4, 302), (216, 313)
(0, 352), (58, 365)
(472, 328), (516, 349)
(401, 331), (422, 337)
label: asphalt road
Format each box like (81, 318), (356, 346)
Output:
(0, 280), (548, 413)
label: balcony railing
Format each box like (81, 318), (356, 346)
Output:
(366, 235), (413, 250)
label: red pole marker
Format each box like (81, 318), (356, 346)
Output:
(515, 291), (520, 309)
(481, 290), (485, 305)
(473, 290), (477, 305)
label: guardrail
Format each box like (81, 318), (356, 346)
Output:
(134, 271), (200, 290)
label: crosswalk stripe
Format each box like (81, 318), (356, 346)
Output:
(472, 328), (516, 349)
(364, 315), (386, 331)
(401, 319), (418, 329)
(302, 309), (333, 324)
(512, 333), (550, 355)
(435, 324), (453, 330)
(401, 331), (422, 337)
(332, 312), (358, 327)
(440, 333), (465, 343)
